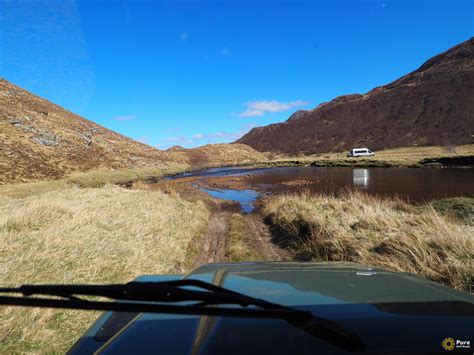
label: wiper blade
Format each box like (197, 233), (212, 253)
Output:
(0, 280), (364, 352)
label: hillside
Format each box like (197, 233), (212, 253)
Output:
(237, 38), (474, 154)
(0, 79), (266, 184)
(166, 143), (268, 168)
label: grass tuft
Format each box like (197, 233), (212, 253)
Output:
(225, 214), (261, 261)
(263, 190), (473, 291)
(66, 164), (188, 188)
(0, 184), (209, 353)
(431, 197), (474, 226)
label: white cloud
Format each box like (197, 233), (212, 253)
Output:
(238, 100), (308, 117)
(158, 124), (258, 149)
(180, 32), (188, 41)
(113, 115), (136, 121)
(239, 109), (264, 117)
(162, 136), (194, 145)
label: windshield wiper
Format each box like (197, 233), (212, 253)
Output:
(0, 279), (364, 352)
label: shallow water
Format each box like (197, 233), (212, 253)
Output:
(179, 167), (474, 211)
(196, 186), (260, 213)
(244, 167), (474, 202)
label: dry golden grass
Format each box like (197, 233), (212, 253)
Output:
(225, 214), (261, 262)
(0, 184), (209, 353)
(366, 144), (474, 162)
(269, 144), (474, 166)
(0, 179), (70, 199)
(0, 164), (188, 198)
(263, 191), (473, 292)
(66, 164), (188, 188)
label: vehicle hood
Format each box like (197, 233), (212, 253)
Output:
(183, 262), (472, 305)
(71, 262), (474, 354)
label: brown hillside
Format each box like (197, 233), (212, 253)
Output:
(0, 79), (182, 184)
(237, 38), (474, 154)
(0, 79), (265, 184)
(167, 143), (268, 168)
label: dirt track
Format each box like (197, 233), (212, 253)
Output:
(192, 206), (290, 268)
(244, 213), (290, 261)
(145, 174), (291, 267)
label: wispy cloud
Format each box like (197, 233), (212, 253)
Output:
(158, 123), (258, 150)
(161, 135), (194, 146)
(113, 115), (136, 121)
(238, 100), (308, 117)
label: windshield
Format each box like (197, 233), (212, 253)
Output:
(0, 0), (473, 353)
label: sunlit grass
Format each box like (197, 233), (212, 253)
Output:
(0, 184), (209, 353)
(0, 164), (188, 198)
(66, 164), (188, 188)
(263, 190), (473, 292)
(225, 214), (262, 262)
(268, 144), (474, 166)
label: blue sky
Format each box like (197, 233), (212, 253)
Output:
(0, 0), (472, 149)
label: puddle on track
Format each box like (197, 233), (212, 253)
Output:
(194, 184), (260, 213)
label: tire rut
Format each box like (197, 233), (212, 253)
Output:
(192, 205), (291, 268)
(244, 213), (291, 261)
(192, 211), (231, 267)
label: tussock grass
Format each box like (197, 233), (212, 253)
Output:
(66, 164), (188, 188)
(0, 185), (209, 353)
(432, 197), (474, 226)
(0, 164), (188, 198)
(263, 191), (473, 291)
(0, 179), (70, 199)
(225, 214), (261, 262)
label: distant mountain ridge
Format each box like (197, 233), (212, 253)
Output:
(237, 38), (474, 154)
(0, 79), (266, 184)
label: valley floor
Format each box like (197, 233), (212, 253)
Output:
(0, 146), (473, 353)
(258, 144), (474, 168)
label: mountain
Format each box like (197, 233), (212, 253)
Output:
(0, 79), (265, 184)
(237, 38), (474, 154)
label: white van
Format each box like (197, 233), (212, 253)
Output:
(347, 148), (374, 157)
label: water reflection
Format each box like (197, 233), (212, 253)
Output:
(194, 184), (259, 213)
(173, 167), (474, 203)
(353, 169), (370, 189)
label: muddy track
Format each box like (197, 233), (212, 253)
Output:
(192, 211), (231, 267)
(149, 176), (291, 266)
(192, 205), (290, 268)
(244, 213), (291, 261)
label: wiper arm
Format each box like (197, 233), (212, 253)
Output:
(0, 280), (364, 352)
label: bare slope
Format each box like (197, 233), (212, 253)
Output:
(0, 79), (180, 183)
(237, 38), (474, 154)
